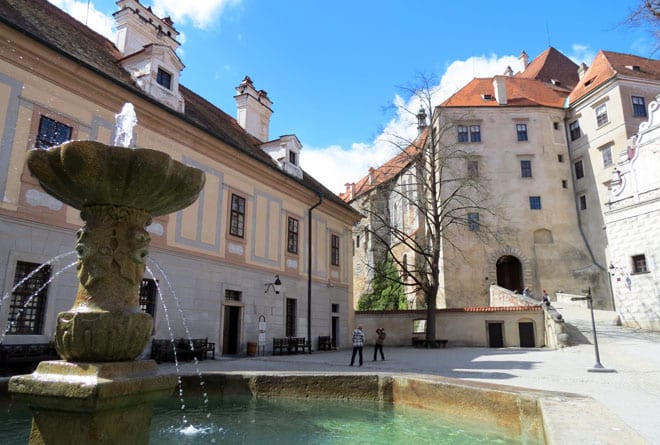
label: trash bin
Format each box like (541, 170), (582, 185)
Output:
(247, 342), (257, 356)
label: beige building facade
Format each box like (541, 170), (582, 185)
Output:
(0, 0), (360, 353)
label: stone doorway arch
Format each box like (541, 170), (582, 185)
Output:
(496, 255), (523, 292)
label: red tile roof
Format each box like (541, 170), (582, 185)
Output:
(569, 50), (660, 104)
(340, 128), (427, 202)
(441, 77), (568, 108)
(515, 46), (579, 90)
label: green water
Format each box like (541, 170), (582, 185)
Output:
(1, 396), (522, 444)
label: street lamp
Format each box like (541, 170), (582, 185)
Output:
(265, 275), (282, 295)
(571, 287), (616, 373)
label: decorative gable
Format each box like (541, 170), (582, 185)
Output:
(114, 0), (184, 112)
(260, 135), (303, 180)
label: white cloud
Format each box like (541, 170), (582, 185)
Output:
(301, 54), (520, 195)
(151, 0), (242, 29)
(48, 0), (115, 40)
(568, 44), (596, 66)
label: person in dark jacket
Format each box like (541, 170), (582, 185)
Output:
(373, 327), (386, 361)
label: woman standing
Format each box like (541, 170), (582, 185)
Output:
(373, 327), (386, 361)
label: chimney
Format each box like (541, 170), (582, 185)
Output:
(368, 167), (375, 185)
(493, 75), (507, 105)
(114, 0), (180, 57)
(519, 50), (529, 72)
(344, 183), (355, 201)
(504, 66), (513, 77)
(234, 76), (273, 142)
(577, 62), (589, 80)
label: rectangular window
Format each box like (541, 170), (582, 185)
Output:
(579, 195), (587, 210)
(467, 160), (479, 177)
(225, 290), (242, 301)
(7, 261), (51, 335)
(467, 212), (480, 231)
(229, 194), (246, 238)
(562, 180), (568, 189)
(457, 125), (469, 142)
(156, 68), (172, 89)
(331, 303), (339, 313)
(287, 217), (299, 254)
(553, 122), (559, 130)
(36, 116), (72, 149)
(516, 123), (528, 141)
(139, 279), (158, 317)
(529, 196), (542, 210)
(596, 103), (608, 127)
(557, 154), (564, 163)
(289, 151), (297, 165)
(331, 234), (340, 266)
(632, 96), (647, 117)
(574, 160), (584, 179)
(285, 298), (297, 337)
(632, 254), (647, 273)
(601, 146), (613, 167)
(520, 160), (532, 178)
(469, 125), (481, 142)
(569, 120), (581, 141)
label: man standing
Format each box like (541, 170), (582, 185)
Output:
(350, 325), (364, 366)
(373, 327), (386, 361)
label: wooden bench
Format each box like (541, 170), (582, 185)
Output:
(273, 337), (310, 355)
(150, 338), (215, 363)
(412, 337), (448, 348)
(318, 336), (336, 351)
(0, 342), (59, 376)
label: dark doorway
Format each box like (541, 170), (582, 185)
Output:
(331, 316), (339, 348)
(222, 305), (241, 355)
(488, 322), (504, 348)
(518, 322), (535, 347)
(496, 255), (523, 291)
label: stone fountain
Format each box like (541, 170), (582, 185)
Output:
(9, 106), (205, 444)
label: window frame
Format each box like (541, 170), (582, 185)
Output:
(574, 160), (584, 180)
(288, 150), (297, 165)
(7, 261), (51, 335)
(601, 145), (613, 167)
(457, 125), (469, 142)
(287, 216), (299, 255)
(516, 123), (528, 141)
(632, 254), (648, 274)
(520, 160), (533, 178)
(467, 159), (479, 177)
(595, 103), (609, 127)
(139, 278), (158, 317)
(156, 67), (172, 90)
(467, 212), (480, 231)
(469, 125), (481, 142)
(229, 193), (247, 238)
(35, 115), (73, 149)
(632, 96), (647, 117)
(569, 120), (581, 141)
(579, 195), (587, 210)
(285, 298), (297, 337)
(331, 234), (340, 267)
(529, 196), (542, 210)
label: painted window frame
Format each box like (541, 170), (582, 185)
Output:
(529, 196), (542, 210)
(229, 193), (247, 238)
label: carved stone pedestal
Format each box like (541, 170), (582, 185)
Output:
(9, 360), (176, 445)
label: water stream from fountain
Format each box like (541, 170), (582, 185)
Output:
(0, 258), (78, 344)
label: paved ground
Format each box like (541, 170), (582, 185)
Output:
(164, 305), (660, 443)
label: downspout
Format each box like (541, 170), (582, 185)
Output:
(307, 193), (323, 349)
(562, 112), (614, 309)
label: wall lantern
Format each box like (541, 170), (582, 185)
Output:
(265, 275), (282, 295)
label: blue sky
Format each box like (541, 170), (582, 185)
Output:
(49, 0), (655, 193)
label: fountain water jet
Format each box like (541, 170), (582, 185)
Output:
(9, 105), (205, 444)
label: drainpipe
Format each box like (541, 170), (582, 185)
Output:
(307, 193), (323, 350)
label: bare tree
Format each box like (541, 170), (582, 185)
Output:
(624, 1), (660, 55)
(361, 74), (500, 346)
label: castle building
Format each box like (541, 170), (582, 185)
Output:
(0, 0), (360, 353)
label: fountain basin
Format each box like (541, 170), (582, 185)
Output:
(26, 141), (205, 216)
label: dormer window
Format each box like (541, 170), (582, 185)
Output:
(157, 68), (172, 89)
(289, 151), (297, 165)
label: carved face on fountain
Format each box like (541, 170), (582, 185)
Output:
(27, 140), (205, 362)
